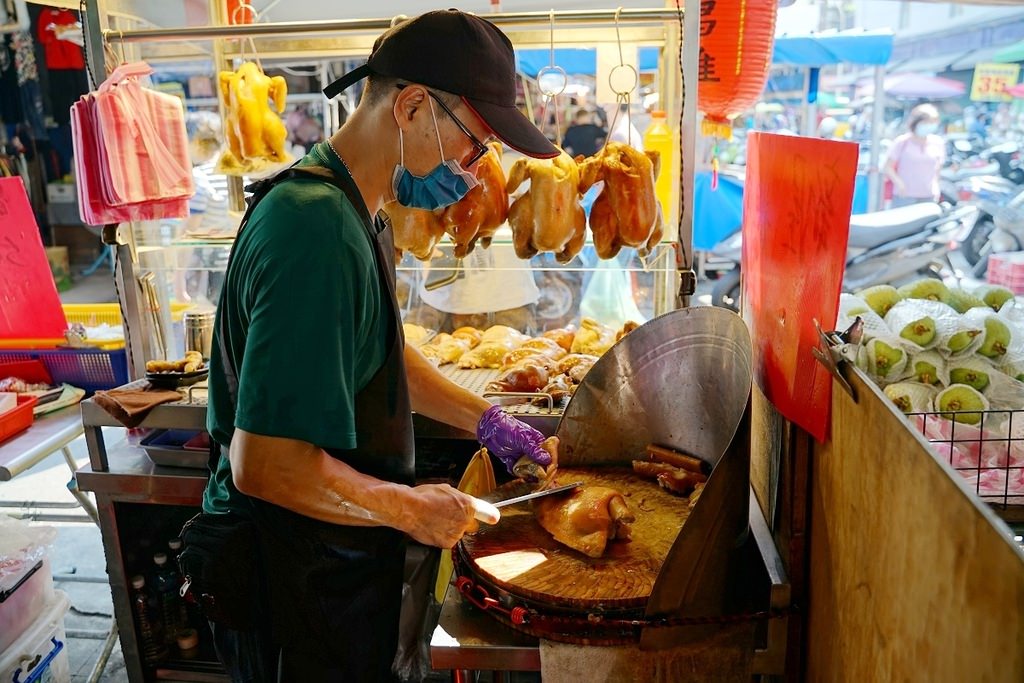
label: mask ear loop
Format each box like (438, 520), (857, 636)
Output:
(425, 95), (448, 163)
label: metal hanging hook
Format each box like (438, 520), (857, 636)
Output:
(536, 8), (566, 146)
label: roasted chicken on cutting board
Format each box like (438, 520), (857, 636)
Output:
(506, 150), (587, 263)
(385, 201), (446, 261)
(441, 142), (508, 258)
(533, 485), (635, 558)
(578, 142), (664, 259)
(217, 62), (289, 175)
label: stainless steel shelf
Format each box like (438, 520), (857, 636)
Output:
(76, 444), (208, 505)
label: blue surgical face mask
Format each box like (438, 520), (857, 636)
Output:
(915, 122), (939, 136)
(392, 98), (479, 210)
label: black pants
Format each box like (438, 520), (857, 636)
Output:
(210, 506), (407, 682)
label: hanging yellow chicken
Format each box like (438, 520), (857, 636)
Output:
(216, 62), (290, 175)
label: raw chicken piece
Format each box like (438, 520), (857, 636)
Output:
(441, 143), (508, 257)
(485, 361), (550, 393)
(542, 326), (577, 353)
(481, 325), (530, 345)
(570, 318), (616, 356)
(458, 341), (519, 369)
(402, 323), (432, 348)
(533, 486), (635, 558)
(217, 62), (289, 174)
(421, 333), (473, 365)
(557, 353), (599, 375)
(519, 337), (568, 361)
(452, 326), (483, 347)
(506, 150), (586, 263)
(386, 201), (446, 261)
(533, 373), (575, 405)
(578, 142), (664, 259)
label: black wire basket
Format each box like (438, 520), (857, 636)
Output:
(907, 409), (1024, 522)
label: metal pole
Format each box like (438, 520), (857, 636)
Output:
(676, 0), (699, 309)
(106, 8), (688, 44)
(83, 0), (106, 87)
(869, 65), (887, 212)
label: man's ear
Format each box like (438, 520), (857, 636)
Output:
(394, 84), (428, 128)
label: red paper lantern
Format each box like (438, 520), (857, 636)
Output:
(697, 0), (777, 139)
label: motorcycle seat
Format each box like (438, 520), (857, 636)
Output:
(848, 203), (943, 249)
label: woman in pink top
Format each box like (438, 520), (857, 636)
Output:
(883, 103), (946, 208)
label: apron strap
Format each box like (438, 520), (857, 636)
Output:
(211, 164), (378, 472)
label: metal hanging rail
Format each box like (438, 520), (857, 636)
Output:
(104, 8), (683, 44)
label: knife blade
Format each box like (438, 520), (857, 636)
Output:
(470, 481), (583, 525)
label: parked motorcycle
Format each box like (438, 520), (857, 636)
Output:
(710, 202), (978, 311)
(964, 188), (1024, 278)
(956, 177), (1023, 267)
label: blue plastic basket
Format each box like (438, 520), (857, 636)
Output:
(0, 348), (129, 394)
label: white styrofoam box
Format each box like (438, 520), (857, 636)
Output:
(0, 393), (15, 416)
(0, 556), (55, 654)
(45, 184), (76, 204)
(0, 590), (70, 683)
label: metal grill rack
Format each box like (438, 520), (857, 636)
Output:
(439, 365), (568, 417)
(907, 409), (1024, 522)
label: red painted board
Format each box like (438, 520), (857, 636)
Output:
(0, 177), (68, 342)
(741, 132), (858, 442)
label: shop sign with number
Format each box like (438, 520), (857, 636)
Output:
(970, 62), (1020, 102)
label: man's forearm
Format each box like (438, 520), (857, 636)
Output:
(230, 428), (412, 529)
(405, 343), (490, 434)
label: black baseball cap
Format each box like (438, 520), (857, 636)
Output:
(323, 9), (559, 159)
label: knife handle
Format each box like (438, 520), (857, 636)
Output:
(470, 497), (501, 525)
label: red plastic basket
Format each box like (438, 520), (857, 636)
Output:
(0, 395), (38, 445)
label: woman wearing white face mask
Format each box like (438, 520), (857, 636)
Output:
(883, 103), (946, 208)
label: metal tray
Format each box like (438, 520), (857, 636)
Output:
(139, 429), (209, 469)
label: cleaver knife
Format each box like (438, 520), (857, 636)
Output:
(470, 481), (582, 524)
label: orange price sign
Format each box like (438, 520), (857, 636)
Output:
(970, 63), (1020, 102)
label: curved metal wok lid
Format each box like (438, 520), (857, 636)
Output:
(555, 307), (753, 468)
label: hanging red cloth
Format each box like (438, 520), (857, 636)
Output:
(36, 8), (84, 71)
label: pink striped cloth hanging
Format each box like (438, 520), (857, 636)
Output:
(71, 62), (193, 224)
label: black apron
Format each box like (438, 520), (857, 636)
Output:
(215, 164), (415, 678)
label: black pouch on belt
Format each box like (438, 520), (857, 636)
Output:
(176, 442), (262, 632)
(177, 509), (260, 631)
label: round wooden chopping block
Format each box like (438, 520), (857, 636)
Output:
(459, 467), (693, 611)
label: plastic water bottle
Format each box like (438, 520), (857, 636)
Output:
(153, 552), (184, 642)
(167, 538), (193, 632)
(131, 575), (168, 665)
(642, 110), (675, 218)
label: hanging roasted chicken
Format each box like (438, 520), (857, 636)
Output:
(385, 201), (446, 261)
(441, 142), (508, 258)
(506, 150), (586, 264)
(217, 62), (289, 175)
(578, 142), (664, 259)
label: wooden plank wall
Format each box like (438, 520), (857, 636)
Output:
(805, 368), (1024, 681)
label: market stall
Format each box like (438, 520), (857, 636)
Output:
(32, 2), (1020, 683)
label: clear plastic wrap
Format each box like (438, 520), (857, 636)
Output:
(856, 336), (909, 384)
(904, 350), (950, 387)
(933, 383), (990, 426)
(884, 381), (939, 413)
(962, 307), (1016, 362)
(883, 299), (958, 353)
(836, 294), (889, 340)
(0, 516), (56, 589)
(946, 356), (998, 394)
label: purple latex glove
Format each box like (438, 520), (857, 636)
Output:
(476, 405), (552, 474)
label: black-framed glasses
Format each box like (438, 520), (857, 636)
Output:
(396, 84), (490, 168)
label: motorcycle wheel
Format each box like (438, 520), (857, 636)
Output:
(711, 267), (742, 312)
(961, 216), (995, 266)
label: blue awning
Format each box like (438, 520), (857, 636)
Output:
(516, 46), (662, 78)
(772, 30), (894, 67)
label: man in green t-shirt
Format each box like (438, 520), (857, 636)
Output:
(199, 10), (561, 681)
